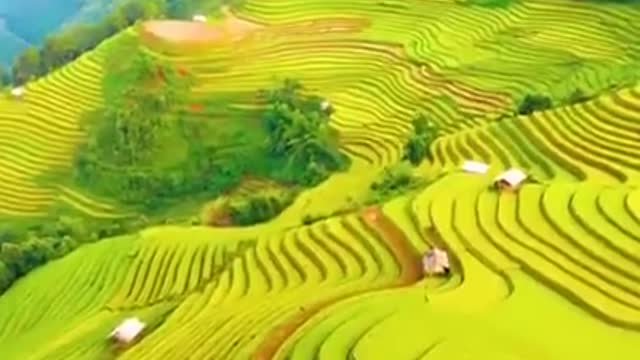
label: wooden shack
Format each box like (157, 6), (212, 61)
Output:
(494, 168), (527, 191)
(109, 317), (146, 345)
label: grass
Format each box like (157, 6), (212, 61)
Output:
(1, 0), (640, 359)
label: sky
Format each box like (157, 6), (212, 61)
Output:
(0, 0), (116, 67)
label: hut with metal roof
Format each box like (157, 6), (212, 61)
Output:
(109, 317), (146, 345)
(493, 168), (527, 191)
(461, 160), (489, 174)
(422, 248), (450, 276)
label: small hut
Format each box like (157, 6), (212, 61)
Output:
(461, 160), (489, 174)
(11, 86), (24, 99)
(422, 248), (450, 276)
(192, 14), (207, 22)
(320, 100), (334, 115)
(109, 317), (146, 345)
(493, 168), (527, 191)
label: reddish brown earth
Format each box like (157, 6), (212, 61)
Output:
(141, 8), (262, 45)
(251, 206), (422, 360)
(190, 103), (204, 112)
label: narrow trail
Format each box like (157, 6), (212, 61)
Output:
(251, 206), (422, 360)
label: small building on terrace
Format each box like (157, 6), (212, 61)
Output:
(422, 248), (450, 276)
(192, 14), (207, 22)
(461, 160), (489, 174)
(493, 168), (527, 191)
(320, 99), (334, 115)
(109, 317), (146, 345)
(11, 86), (24, 99)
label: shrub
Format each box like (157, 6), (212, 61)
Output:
(565, 88), (592, 105)
(517, 94), (552, 115)
(261, 79), (350, 185)
(0, 214), (153, 295)
(367, 162), (425, 204)
(0, 65), (10, 87)
(228, 189), (296, 226)
(201, 187), (297, 227)
(403, 112), (440, 165)
(200, 198), (234, 226)
(8, 0), (248, 87)
(10, 0), (166, 86)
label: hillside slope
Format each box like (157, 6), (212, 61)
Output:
(1, 0), (640, 359)
(0, 0), (117, 67)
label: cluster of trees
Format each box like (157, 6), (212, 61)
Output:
(10, 0), (166, 85)
(261, 79), (350, 186)
(74, 48), (347, 224)
(367, 162), (425, 204)
(228, 190), (295, 225)
(201, 188), (295, 226)
(517, 94), (553, 115)
(7, 0), (240, 86)
(516, 88), (593, 116)
(74, 42), (199, 210)
(0, 214), (148, 294)
(403, 112), (440, 165)
(0, 66), (10, 88)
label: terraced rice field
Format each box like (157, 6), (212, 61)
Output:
(0, 37), (130, 218)
(1, 0), (640, 359)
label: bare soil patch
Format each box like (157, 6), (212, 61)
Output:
(251, 206), (421, 360)
(141, 8), (262, 45)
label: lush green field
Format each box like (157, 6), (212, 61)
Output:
(1, 0), (640, 359)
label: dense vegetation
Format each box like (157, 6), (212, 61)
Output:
(2, 0), (640, 358)
(516, 94), (553, 115)
(74, 39), (347, 221)
(0, 65), (9, 87)
(260, 79), (349, 184)
(0, 212), (149, 294)
(366, 162), (425, 204)
(403, 112), (440, 165)
(11, 1), (162, 84)
(201, 188), (296, 226)
(9, 0), (239, 85)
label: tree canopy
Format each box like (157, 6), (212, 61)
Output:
(0, 65), (11, 87)
(403, 112), (440, 165)
(261, 79), (349, 185)
(0, 213), (149, 295)
(517, 94), (553, 115)
(10, 0), (167, 86)
(74, 63), (347, 219)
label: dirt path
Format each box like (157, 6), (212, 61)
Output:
(251, 206), (421, 360)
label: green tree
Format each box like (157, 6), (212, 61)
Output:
(517, 94), (552, 115)
(0, 225), (19, 245)
(261, 79), (349, 185)
(108, 0), (165, 28)
(0, 260), (15, 292)
(0, 65), (10, 87)
(40, 34), (78, 71)
(367, 162), (424, 204)
(84, 50), (189, 166)
(0, 242), (27, 276)
(227, 189), (295, 225)
(12, 47), (42, 85)
(404, 112), (440, 165)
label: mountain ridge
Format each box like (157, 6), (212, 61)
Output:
(0, 0), (117, 67)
